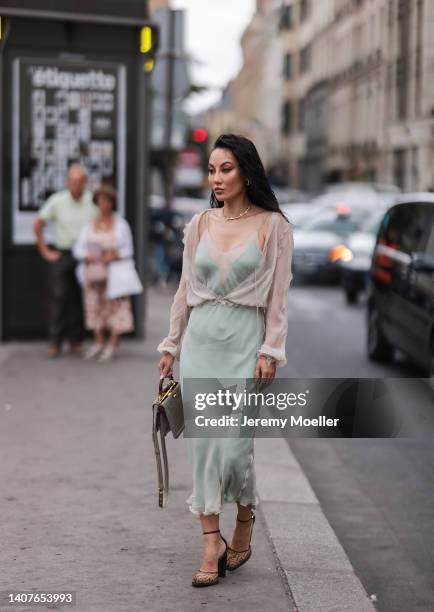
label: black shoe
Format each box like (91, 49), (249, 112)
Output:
(192, 529), (228, 587)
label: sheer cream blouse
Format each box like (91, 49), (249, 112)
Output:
(157, 208), (294, 367)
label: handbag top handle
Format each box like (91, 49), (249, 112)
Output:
(159, 374), (174, 396)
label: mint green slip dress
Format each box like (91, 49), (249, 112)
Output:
(180, 212), (267, 516)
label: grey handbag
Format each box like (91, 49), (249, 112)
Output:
(152, 375), (184, 508)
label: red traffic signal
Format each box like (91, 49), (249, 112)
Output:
(193, 128), (208, 143)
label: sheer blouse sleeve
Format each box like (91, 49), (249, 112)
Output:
(258, 218), (294, 367)
(156, 214), (198, 360)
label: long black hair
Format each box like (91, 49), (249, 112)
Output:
(209, 134), (288, 221)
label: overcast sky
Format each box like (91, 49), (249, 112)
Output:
(171, 0), (256, 115)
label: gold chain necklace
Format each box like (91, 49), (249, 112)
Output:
(221, 205), (251, 221)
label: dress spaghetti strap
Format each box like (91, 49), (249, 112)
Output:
(197, 209), (211, 242)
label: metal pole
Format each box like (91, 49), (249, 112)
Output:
(163, 9), (175, 210)
(0, 18), (11, 341)
(0, 32), (4, 342)
(134, 54), (147, 339)
(142, 66), (152, 339)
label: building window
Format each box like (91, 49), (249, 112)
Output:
(298, 98), (305, 131)
(279, 4), (293, 29)
(283, 53), (292, 79)
(393, 149), (406, 190)
(410, 147), (419, 190)
(300, 0), (310, 22)
(300, 44), (311, 73)
(396, 0), (410, 119)
(281, 101), (292, 135)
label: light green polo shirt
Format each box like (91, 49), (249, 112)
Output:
(38, 189), (98, 249)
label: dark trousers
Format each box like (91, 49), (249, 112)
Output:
(48, 251), (85, 345)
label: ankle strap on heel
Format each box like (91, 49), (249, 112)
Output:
(236, 513), (255, 523)
(203, 529), (220, 535)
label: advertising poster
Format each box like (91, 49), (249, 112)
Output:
(12, 58), (126, 244)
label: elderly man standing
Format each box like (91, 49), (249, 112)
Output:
(33, 165), (98, 358)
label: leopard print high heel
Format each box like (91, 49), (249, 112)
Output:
(227, 513), (255, 571)
(191, 529), (228, 588)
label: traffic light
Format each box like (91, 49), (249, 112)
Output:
(187, 128), (209, 170)
(193, 128), (208, 144)
(140, 24), (159, 73)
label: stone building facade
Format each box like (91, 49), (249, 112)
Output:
(207, 0), (434, 192)
(205, 0), (284, 171)
(279, 0), (434, 192)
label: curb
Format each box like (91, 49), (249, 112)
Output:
(255, 438), (376, 612)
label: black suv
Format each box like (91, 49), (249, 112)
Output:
(367, 195), (434, 376)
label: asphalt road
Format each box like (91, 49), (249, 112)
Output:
(282, 284), (434, 612)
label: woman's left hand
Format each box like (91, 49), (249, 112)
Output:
(255, 355), (276, 386)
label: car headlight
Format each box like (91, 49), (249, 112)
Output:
(328, 244), (354, 263)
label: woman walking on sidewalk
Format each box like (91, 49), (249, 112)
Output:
(73, 185), (135, 362)
(157, 134), (294, 587)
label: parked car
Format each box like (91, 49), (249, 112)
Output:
(309, 188), (397, 213)
(292, 206), (368, 282)
(340, 208), (390, 303)
(324, 181), (401, 195)
(280, 203), (321, 229)
(367, 195), (434, 376)
(272, 186), (311, 204)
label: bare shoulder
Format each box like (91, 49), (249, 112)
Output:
(259, 209), (284, 223)
(186, 208), (212, 241)
(197, 208), (214, 237)
(271, 212), (294, 244)
(274, 210), (293, 227)
(194, 207), (213, 221)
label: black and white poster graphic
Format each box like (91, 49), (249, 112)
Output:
(12, 58), (126, 244)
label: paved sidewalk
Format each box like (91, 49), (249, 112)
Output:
(0, 287), (375, 612)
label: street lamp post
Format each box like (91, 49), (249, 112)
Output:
(136, 24), (159, 338)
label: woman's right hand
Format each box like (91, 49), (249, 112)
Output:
(42, 247), (61, 263)
(158, 352), (175, 378)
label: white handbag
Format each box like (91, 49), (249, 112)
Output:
(106, 259), (143, 299)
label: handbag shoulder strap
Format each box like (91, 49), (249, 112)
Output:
(152, 405), (169, 508)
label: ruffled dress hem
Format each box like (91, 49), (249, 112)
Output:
(186, 494), (259, 517)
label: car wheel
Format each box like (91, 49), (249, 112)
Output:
(345, 289), (358, 304)
(367, 305), (394, 362)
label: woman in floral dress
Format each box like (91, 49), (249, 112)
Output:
(74, 185), (134, 362)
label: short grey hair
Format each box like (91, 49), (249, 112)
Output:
(68, 164), (88, 180)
